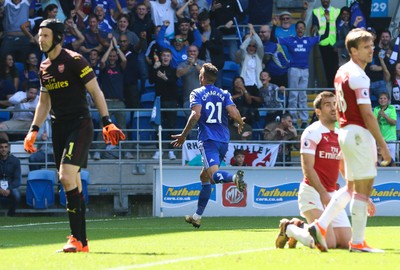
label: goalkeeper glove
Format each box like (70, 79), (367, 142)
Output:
(102, 116), (126, 146)
(24, 125), (39, 154)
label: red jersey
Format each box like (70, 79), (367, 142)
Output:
(334, 60), (370, 128)
(301, 121), (341, 192)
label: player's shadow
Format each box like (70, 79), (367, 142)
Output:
(89, 251), (171, 256)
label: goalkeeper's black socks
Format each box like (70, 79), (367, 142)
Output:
(80, 192), (88, 247)
(66, 187), (82, 241)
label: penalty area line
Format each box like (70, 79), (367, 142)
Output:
(106, 247), (276, 270)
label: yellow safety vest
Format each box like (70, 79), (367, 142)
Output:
(313, 7), (340, 46)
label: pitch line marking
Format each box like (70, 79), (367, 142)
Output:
(106, 247), (276, 270)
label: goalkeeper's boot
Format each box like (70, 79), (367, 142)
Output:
(287, 217), (305, 248)
(82, 239), (89, 252)
(234, 170), (246, 192)
(275, 218), (290, 248)
(349, 241), (384, 253)
(185, 215), (201, 228)
(308, 221), (328, 252)
(63, 235), (83, 252)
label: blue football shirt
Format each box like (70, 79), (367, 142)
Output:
(189, 84), (235, 143)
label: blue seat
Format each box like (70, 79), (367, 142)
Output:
(143, 79), (155, 94)
(26, 169), (57, 209)
(131, 111), (155, 141)
(252, 110), (267, 140)
(175, 110), (187, 130)
(222, 61), (240, 89)
(59, 170), (90, 206)
(0, 111), (10, 122)
(140, 92), (156, 108)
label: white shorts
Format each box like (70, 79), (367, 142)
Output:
(338, 125), (377, 181)
(298, 182), (351, 228)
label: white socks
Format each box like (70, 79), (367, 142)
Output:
(286, 224), (314, 248)
(318, 187), (352, 229)
(350, 197), (368, 244)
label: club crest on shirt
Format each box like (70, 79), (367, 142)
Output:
(58, 64), (65, 73)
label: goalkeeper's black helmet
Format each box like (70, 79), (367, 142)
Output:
(39, 19), (64, 51)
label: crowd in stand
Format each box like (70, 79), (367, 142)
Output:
(0, 0), (399, 164)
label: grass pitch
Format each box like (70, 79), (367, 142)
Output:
(0, 216), (399, 270)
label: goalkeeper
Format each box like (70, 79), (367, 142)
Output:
(24, 19), (125, 253)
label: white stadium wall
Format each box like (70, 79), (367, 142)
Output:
(153, 166), (400, 217)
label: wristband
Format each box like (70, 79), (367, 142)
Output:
(102, 116), (112, 127)
(30, 125), (39, 132)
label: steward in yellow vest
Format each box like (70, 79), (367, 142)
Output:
(312, 6), (340, 46)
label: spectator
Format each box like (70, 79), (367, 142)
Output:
(145, 0), (178, 40)
(247, 0), (273, 25)
(145, 25), (165, 66)
(0, 79), (16, 109)
(259, 24), (289, 87)
(118, 34), (140, 110)
(0, 0), (31, 63)
(176, 18), (195, 44)
(87, 49), (101, 77)
(93, 4), (114, 33)
(271, 7), (308, 60)
(197, 11), (224, 87)
(63, 16), (85, 52)
(311, 0), (341, 87)
(334, 7), (363, 65)
(230, 76), (261, 126)
(263, 112), (297, 166)
(373, 92), (397, 162)
(113, 0), (135, 17)
(239, 23), (264, 91)
(20, 3), (58, 51)
(112, 13), (140, 47)
(94, 37), (128, 160)
(390, 62), (400, 138)
(350, 0), (368, 29)
(79, 14), (110, 58)
(389, 23), (400, 65)
(278, 20), (327, 129)
(0, 54), (20, 92)
(177, 44), (205, 114)
(41, 0), (67, 22)
(28, 120), (54, 171)
(231, 149), (247, 166)
(0, 86), (39, 141)
(150, 49), (179, 160)
(89, 0), (116, 24)
(176, 0), (201, 23)
(271, 11), (296, 61)
(0, 139), (21, 217)
(22, 52), (40, 90)
(258, 71), (284, 124)
(366, 28), (391, 106)
(157, 20), (202, 68)
(228, 118), (252, 141)
(129, 3), (154, 91)
(209, 0), (246, 61)
(129, 3), (154, 42)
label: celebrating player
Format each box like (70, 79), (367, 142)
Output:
(308, 28), (391, 253)
(24, 19), (125, 252)
(171, 63), (246, 228)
